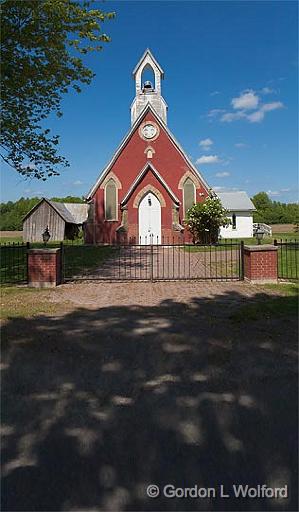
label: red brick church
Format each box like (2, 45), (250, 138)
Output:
(85, 49), (246, 244)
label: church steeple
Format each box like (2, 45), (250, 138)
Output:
(131, 49), (168, 125)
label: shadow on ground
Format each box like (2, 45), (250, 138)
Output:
(1, 290), (298, 511)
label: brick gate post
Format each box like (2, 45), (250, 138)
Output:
(28, 248), (62, 287)
(243, 245), (278, 283)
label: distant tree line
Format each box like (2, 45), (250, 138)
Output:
(251, 192), (298, 225)
(0, 196), (84, 230)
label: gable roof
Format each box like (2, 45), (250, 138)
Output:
(60, 202), (89, 223)
(132, 48), (164, 77)
(23, 198), (89, 224)
(48, 200), (77, 223)
(121, 162), (180, 206)
(86, 103), (211, 199)
(216, 191), (256, 211)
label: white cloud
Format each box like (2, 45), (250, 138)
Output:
(23, 188), (43, 195)
(267, 190), (280, 196)
(247, 101), (284, 123)
(196, 155), (221, 165)
(210, 88), (284, 124)
(261, 87), (275, 94)
(199, 138), (213, 150)
(261, 101), (283, 112)
(222, 157), (234, 167)
(280, 188), (291, 192)
(234, 142), (248, 148)
(247, 110), (265, 123)
(73, 180), (84, 186)
(221, 111), (246, 123)
(231, 90), (259, 110)
(210, 91), (220, 96)
(215, 171), (230, 178)
(207, 108), (225, 119)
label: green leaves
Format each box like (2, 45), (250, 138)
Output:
(251, 192), (299, 224)
(186, 197), (230, 243)
(0, 0), (115, 179)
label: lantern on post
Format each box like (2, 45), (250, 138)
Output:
(42, 226), (51, 245)
(255, 224), (264, 245)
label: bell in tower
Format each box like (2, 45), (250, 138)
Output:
(142, 80), (154, 92)
(131, 49), (168, 126)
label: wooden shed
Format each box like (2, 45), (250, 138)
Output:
(23, 198), (89, 242)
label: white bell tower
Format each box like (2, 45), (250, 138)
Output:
(131, 49), (168, 126)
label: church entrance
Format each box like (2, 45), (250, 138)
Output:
(138, 192), (161, 244)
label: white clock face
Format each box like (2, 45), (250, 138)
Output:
(142, 124), (157, 139)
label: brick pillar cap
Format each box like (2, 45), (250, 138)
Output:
(244, 244), (278, 252)
(28, 248), (61, 254)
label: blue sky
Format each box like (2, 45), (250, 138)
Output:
(1, 0), (298, 203)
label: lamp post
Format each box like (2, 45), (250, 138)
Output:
(42, 226), (51, 246)
(255, 225), (264, 245)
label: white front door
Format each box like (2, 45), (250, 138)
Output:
(138, 192), (161, 244)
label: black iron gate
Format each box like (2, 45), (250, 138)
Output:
(274, 239), (299, 280)
(62, 240), (244, 282)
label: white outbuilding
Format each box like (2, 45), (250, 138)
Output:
(217, 191), (256, 239)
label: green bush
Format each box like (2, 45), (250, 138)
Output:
(186, 197), (230, 244)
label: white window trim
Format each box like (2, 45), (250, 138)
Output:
(183, 179), (196, 219)
(104, 179), (118, 221)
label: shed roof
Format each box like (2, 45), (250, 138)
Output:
(216, 191), (255, 211)
(23, 198), (89, 224)
(48, 201), (89, 224)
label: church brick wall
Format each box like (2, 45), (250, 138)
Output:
(89, 111), (209, 244)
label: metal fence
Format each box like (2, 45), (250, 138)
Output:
(274, 239), (299, 280)
(0, 242), (29, 284)
(1, 239), (298, 285)
(62, 240), (244, 282)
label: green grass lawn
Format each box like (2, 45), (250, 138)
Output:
(182, 236), (298, 280)
(276, 243), (298, 279)
(230, 282), (298, 322)
(63, 245), (117, 278)
(0, 244), (116, 284)
(0, 287), (69, 319)
(183, 232), (298, 252)
(0, 245), (28, 284)
(0, 236), (23, 244)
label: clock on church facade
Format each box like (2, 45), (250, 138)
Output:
(85, 49), (210, 244)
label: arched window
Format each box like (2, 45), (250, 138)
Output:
(232, 213), (237, 230)
(183, 178), (195, 218)
(105, 179), (117, 220)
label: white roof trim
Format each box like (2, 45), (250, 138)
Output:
(132, 48), (164, 77)
(121, 162), (180, 206)
(86, 104), (211, 199)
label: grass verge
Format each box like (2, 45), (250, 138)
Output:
(63, 245), (117, 278)
(0, 287), (68, 320)
(230, 283), (298, 322)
